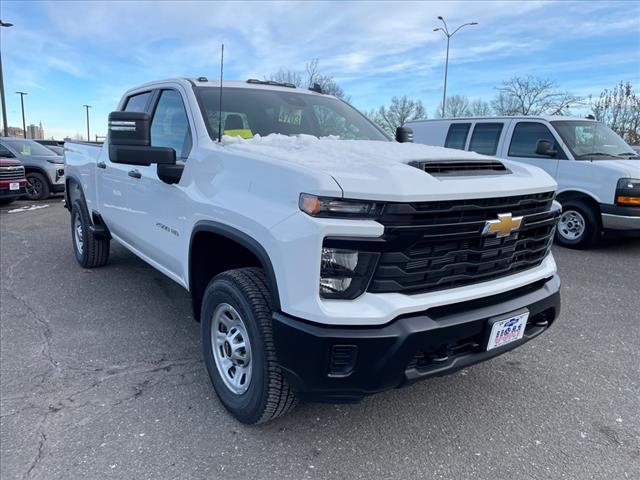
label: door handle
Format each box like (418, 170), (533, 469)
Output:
(128, 169), (141, 179)
(96, 161), (106, 169)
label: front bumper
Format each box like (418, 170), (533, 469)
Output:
(601, 204), (640, 231)
(273, 275), (560, 403)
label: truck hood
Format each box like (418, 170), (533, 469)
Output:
(221, 134), (556, 201)
(577, 158), (640, 177)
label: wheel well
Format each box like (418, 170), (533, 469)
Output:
(24, 167), (51, 185)
(556, 191), (601, 215)
(66, 177), (83, 208)
(189, 229), (278, 322)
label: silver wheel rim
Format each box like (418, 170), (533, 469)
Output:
(211, 303), (252, 395)
(74, 214), (84, 255)
(558, 210), (585, 241)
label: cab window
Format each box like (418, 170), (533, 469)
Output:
(445, 123), (471, 150)
(124, 92), (152, 112)
(150, 90), (192, 159)
(508, 122), (564, 158)
(468, 123), (503, 155)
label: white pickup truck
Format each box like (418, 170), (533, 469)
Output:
(65, 78), (561, 423)
(408, 116), (640, 248)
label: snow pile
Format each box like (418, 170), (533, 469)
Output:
(220, 134), (489, 170)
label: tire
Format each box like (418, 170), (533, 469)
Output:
(25, 172), (50, 201)
(201, 268), (297, 424)
(70, 199), (110, 268)
(555, 199), (600, 249)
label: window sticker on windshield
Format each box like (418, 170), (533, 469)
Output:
(20, 146), (31, 155)
(278, 106), (302, 126)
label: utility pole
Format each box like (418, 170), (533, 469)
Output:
(83, 104), (91, 142)
(0, 20), (13, 137)
(16, 91), (27, 138)
(434, 17), (478, 117)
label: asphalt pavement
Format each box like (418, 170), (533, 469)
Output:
(1, 198), (639, 480)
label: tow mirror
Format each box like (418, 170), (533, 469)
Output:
(535, 139), (557, 157)
(395, 126), (414, 143)
(108, 111), (175, 166)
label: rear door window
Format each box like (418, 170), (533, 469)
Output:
(124, 92), (152, 112)
(468, 123), (503, 155)
(444, 123), (471, 150)
(508, 122), (565, 158)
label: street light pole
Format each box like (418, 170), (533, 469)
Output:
(83, 105), (91, 142)
(0, 20), (13, 137)
(16, 91), (27, 138)
(434, 17), (478, 118)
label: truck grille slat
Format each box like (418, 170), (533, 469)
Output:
(0, 166), (25, 181)
(368, 192), (558, 295)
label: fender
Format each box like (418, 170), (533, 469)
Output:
(64, 174), (85, 211)
(189, 220), (281, 312)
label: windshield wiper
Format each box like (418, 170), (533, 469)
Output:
(615, 152), (640, 158)
(575, 152), (622, 159)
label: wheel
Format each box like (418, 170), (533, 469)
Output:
(201, 268), (297, 424)
(25, 172), (50, 200)
(0, 198), (16, 206)
(70, 199), (110, 268)
(555, 200), (600, 249)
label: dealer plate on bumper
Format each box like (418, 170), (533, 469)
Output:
(9, 182), (19, 191)
(486, 310), (529, 351)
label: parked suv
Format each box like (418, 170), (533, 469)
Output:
(64, 78), (561, 423)
(0, 157), (27, 205)
(408, 117), (640, 248)
(0, 138), (65, 200)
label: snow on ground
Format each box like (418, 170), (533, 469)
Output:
(7, 204), (50, 213)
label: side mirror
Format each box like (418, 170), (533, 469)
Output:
(535, 139), (557, 157)
(396, 126), (414, 143)
(108, 111), (176, 166)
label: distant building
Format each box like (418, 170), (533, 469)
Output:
(6, 126), (25, 137)
(27, 122), (44, 140)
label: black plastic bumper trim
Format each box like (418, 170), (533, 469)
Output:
(272, 275), (560, 403)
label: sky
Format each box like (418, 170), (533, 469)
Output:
(1, 0), (639, 139)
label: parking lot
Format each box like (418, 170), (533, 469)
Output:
(1, 198), (638, 480)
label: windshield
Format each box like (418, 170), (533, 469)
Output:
(551, 121), (637, 159)
(3, 139), (59, 157)
(196, 87), (389, 142)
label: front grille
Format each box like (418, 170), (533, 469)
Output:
(0, 166), (25, 181)
(410, 160), (509, 177)
(368, 192), (558, 295)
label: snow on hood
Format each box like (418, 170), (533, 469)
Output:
(221, 134), (556, 202)
(221, 133), (488, 168)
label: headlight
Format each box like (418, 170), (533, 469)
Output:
(320, 247), (379, 299)
(300, 193), (383, 219)
(616, 178), (640, 206)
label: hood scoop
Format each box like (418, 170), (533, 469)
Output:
(410, 159), (511, 177)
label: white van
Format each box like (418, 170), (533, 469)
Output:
(408, 116), (640, 248)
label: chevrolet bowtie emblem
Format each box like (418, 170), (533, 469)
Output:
(483, 213), (523, 238)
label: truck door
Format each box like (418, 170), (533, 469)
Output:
(504, 121), (566, 178)
(121, 88), (191, 282)
(97, 91), (153, 241)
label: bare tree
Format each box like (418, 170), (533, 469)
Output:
(268, 69), (303, 87)
(267, 59), (348, 100)
(436, 95), (471, 118)
(469, 99), (492, 117)
(371, 96), (426, 135)
(591, 81), (640, 145)
(491, 76), (581, 115)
